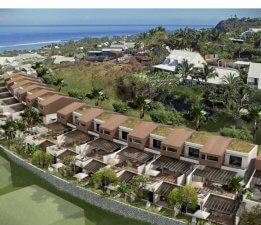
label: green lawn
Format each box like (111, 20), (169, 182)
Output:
(0, 151), (151, 225)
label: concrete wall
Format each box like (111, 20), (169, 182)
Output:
(0, 145), (185, 225)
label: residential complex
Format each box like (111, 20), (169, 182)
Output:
(1, 72), (261, 225)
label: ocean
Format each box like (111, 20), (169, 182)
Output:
(0, 24), (213, 52)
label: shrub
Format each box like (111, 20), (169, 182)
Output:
(112, 101), (128, 113)
(220, 126), (252, 141)
(92, 168), (118, 191)
(32, 150), (52, 169)
(150, 109), (184, 126)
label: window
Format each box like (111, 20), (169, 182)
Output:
(207, 155), (218, 162)
(133, 139), (141, 144)
(59, 114), (65, 119)
(167, 147), (177, 153)
(188, 147), (199, 158)
(229, 155), (242, 167)
(103, 130), (110, 135)
(201, 154), (206, 159)
(153, 139), (161, 149)
(96, 123), (100, 132)
(121, 131), (128, 140)
(162, 146), (167, 151)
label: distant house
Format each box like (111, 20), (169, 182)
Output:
(247, 62), (261, 89)
(110, 41), (135, 50)
(240, 28), (261, 40)
(51, 55), (75, 64)
(15, 53), (46, 63)
(74, 53), (85, 61)
(153, 49), (206, 72)
(207, 67), (240, 85)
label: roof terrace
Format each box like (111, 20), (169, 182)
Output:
(75, 106), (91, 115)
(151, 125), (173, 137)
(96, 112), (115, 121)
(227, 139), (254, 153)
(39, 92), (55, 100)
(121, 118), (142, 129)
(187, 132), (209, 145)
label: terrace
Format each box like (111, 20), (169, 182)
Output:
(75, 106), (91, 115)
(249, 170), (261, 202)
(38, 92), (55, 100)
(62, 130), (94, 147)
(8, 104), (26, 113)
(114, 147), (155, 171)
(85, 138), (122, 160)
(45, 122), (72, 136)
(82, 159), (107, 177)
(204, 194), (239, 225)
(57, 149), (77, 161)
(149, 156), (194, 184)
(192, 166), (237, 198)
(155, 182), (180, 208)
(1, 98), (19, 105)
(38, 140), (56, 152)
(118, 170), (137, 184)
(0, 87), (8, 93)
(0, 92), (12, 99)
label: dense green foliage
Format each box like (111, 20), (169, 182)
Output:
(32, 150), (52, 169)
(220, 126), (252, 141)
(239, 205), (261, 225)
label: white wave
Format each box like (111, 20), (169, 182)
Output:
(0, 40), (66, 48)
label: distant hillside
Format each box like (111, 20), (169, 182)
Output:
(215, 17), (261, 33)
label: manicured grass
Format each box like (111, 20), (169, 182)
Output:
(0, 185), (85, 225)
(0, 151), (151, 225)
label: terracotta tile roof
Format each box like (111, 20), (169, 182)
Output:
(128, 121), (158, 139)
(201, 136), (232, 156)
(57, 102), (85, 116)
(162, 128), (193, 148)
(100, 114), (128, 131)
(77, 108), (104, 123)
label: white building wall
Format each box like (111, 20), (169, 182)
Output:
(43, 113), (57, 125)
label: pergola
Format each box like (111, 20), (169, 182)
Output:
(118, 170), (137, 184)
(83, 159), (106, 174)
(46, 122), (72, 136)
(63, 130), (94, 147)
(193, 167), (236, 184)
(204, 194), (237, 215)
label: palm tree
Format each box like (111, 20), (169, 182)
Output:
(1, 119), (18, 142)
(247, 105), (261, 143)
(198, 64), (218, 88)
(53, 77), (67, 91)
(177, 59), (195, 84)
(21, 108), (42, 132)
(221, 73), (242, 113)
(86, 87), (107, 106)
(191, 105), (206, 131)
(117, 182), (131, 201)
(134, 95), (151, 119)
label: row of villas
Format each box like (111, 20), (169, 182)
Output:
(2, 73), (261, 225)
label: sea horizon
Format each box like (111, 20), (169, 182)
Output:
(0, 24), (214, 52)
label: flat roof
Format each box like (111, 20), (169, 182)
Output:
(17, 84), (43, 95)
(40, 94), (70, 106)
(100, 114), (128, 131)
(27, 89), (58, 101)
(120, 118), (142, 129)
(74, 105), (91, 114)
(128, 122), (158, 139)
(57, 102), (85, 116)
(162, 128), (193, 148)
(77, 108), (104, 123)
(187, 132), (210, 145)
(201, 136), (232, 156)
(96, 112), (115, 121)
(151, 125), (173, 137)
(11, 80), (35, 89)
(227, 139), (254, 153)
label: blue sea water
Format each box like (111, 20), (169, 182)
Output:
(0, 24), (213, 52)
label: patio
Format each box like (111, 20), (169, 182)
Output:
(46, 122), (72, 136)
(8, 103), (26, 113)
(38, 140), (56, 152)
(62, 130), (94, 147)
(2, 98), (19, 105)
(151, 156), (194, 184)
(0, 92), (12, 99)
(115, 147), (155, 170)
(85, 138), (121, 159)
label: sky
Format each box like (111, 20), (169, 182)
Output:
(0, 9), (260, 26)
